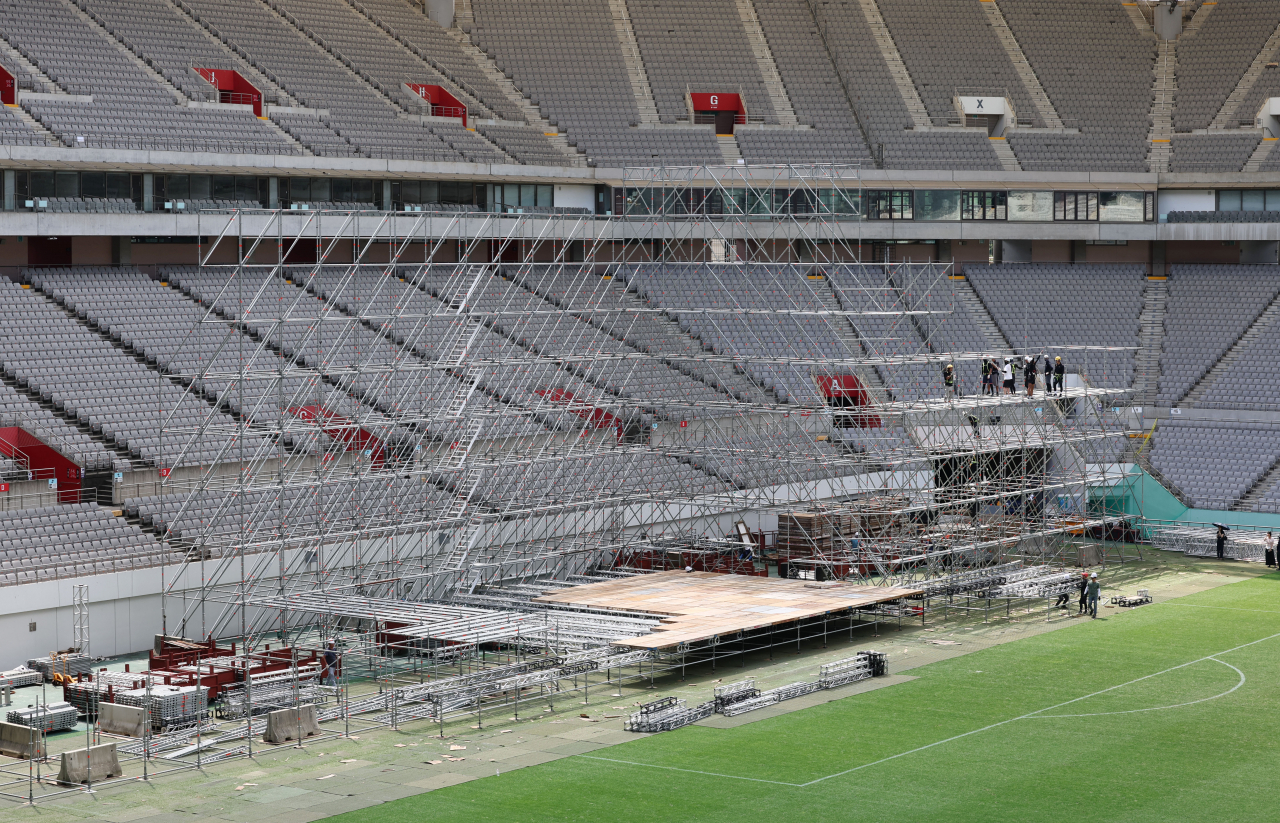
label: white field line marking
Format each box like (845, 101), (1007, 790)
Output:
(1026, 658), (1244, 719)
(800, 631), (1278, 787)
(1161, 603), (1280, 615)
(576, 630), (1280, 789)
(576, 755), (804, 786)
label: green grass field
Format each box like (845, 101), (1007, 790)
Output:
(333, 571), (1280, 822)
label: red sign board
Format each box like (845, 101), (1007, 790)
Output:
(159, 468), (171, 477)
(0, 65), (14, 107)
(689, 92), (742, 112)
(0, 483), (9, 493)
(679, 420), (688, 428)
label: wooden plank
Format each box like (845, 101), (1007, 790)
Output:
(533, 571), (921, 650)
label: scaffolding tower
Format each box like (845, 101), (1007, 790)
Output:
(145, 163), (1132, 652)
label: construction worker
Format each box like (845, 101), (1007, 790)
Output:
(1042, 354), (1054, 394)
(981, 358), (995, 395)
(322, 640), (339, 687)
(1216, 525), (1228, 560)
(1087, 572), (1100, 618)
(1001, 357), (1015, 395)
(1077, 572), (1089, 615)
(943, 363), (956, 397)
(1052, 356), (1065, 395)
(1023, 355), (1037, 397)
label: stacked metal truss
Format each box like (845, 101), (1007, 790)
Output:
(624, 697), (715, 732)
(26, 654), (93, 681)
(0, 668), (43, 688)
(7, 702), (78, 732)
(116, 685), (208, 730)
(143, 164), (1132, 656)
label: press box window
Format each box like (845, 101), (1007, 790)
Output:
(962, 191), (1007, 221)
(1054, 191), (1098, 221)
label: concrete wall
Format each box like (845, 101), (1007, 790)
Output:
(1084, 241), (1149, 264)
(1032, 239), (1073, 263)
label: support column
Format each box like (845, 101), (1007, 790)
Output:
(142, 174), (154, 213)
(382, 180), (392, 211)
(269, 177), (280, 209)
(3, 170), (13, 212)
(112, 237), (131, 267)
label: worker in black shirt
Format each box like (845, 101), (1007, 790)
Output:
(1216, 525), (1228, 560)
(943, 363), (956, 397)
(1042, 355), (1054, 395)
(981, 359), (994, 395)
(1052, 356), (1065, 395)
(1023, 356), (1037, 397)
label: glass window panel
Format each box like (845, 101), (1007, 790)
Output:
(917, 190), (961, 221)
(29, 171), (54, 198)
(1008, 191), (1052, 221)
(1267, 190), (1280, 211)
(212, 175), (235, 199)
(1242, 190), (1265, 211)
(353, 179), (373, 202)
(80, 172), (105, 199)
(191, 175), (211, 199)
(235, 177), (257, 201)
(1098, 191), (1145, 222)
(536, 185), (552, 207)
(520, 184), (535, 209)
(311, 177), (331, 202)
(55, 171), (79, 198)
(105, 173), (131, 199)
(503, 183), (518, 210)
(288, 178), (310, 200)
(1218, 190), (1242, 211)
(166, 175), (190, 199)
(331, 178), (353, 202)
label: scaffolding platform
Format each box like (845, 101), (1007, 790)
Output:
(532, 571), (921, 651)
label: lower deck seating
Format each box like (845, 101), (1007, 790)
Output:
(1148, 420), (1280, 509)
(0, 503), (163, 586)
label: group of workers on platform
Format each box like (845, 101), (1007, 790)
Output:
(942, 355), (1067, 398)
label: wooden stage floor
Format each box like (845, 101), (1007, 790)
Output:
(533, 571), (922, 650)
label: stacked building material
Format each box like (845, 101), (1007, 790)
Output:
(777, 512), (835, 558)
(7, 701), (78, 732)
(27, 654), (93, 682)
(115, 685), (207, 730)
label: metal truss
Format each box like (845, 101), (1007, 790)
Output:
(139, 164), (1132, 655)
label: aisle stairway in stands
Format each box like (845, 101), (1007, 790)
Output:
(1232, 454), (1280, 512)
(814, 276), (892, 405)
(733, 0), (798, 125)
(1132, 277), (1168, 408)
(1209, 16), (1280, 130)
(1146, 41), (1175, 173)
(606, 0), (660, 124)
(979, 0), (1063, 129)
(1180, 293), (1280, 408)
(988, 137), (1021, 171)
(951, 275), (1013, 357)
(444, 18), (584, 163)
(854, 0), (929, 129)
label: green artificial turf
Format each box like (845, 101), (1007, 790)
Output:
(333, 572), (1280, 822)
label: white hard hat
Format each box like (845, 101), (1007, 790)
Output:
(1090, 572), (1097, 578)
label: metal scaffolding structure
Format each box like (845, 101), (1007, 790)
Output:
(140, 161), (1133, 685)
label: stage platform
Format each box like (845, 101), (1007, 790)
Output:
(533, 571), (922, 651)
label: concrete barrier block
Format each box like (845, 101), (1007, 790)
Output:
(56, 743), (122, 785)
(0, 720), (45, 759)
(98, 703), (147, 737)
(263, 704), (321, 744)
